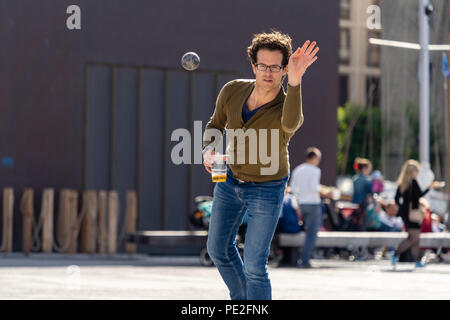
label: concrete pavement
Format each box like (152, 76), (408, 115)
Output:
(0, 253), (449, 300)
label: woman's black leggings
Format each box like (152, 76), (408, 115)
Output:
(395, 228), (421, 261)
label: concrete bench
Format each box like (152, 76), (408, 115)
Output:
(274, 231), (450, 266)
(277, 231), (450, 248)
(128, 230), (450, 249)
(127, 230), (450, 259)
(126, 230), (208, 255)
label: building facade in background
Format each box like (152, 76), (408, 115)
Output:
(339, 0), (381, 108)
(0, 0), (339, 251)
(380, 0), (449, 181)
(339, 0), (449, 183)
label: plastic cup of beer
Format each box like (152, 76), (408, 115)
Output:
(211, 155), (228, 183)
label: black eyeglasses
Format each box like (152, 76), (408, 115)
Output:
(254, 63), (284, 73)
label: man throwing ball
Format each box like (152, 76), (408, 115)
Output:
(202, 30), (319, 300)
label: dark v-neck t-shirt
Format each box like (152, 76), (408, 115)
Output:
(242, 97), (266, 124)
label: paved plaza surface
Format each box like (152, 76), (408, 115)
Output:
(0, 253), (449, 300)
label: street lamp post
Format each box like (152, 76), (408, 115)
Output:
(419, 0), (430, 165)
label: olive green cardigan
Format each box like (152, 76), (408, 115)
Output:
(202, 79), (303, 182)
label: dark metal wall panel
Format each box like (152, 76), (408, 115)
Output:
(112, 67), (138, 235)
(139, 69), (165, 230)
(85, 65), (111, 190)
(191, 73), (216, 200)
(165, 71), (190, 230)
(217, 74), (239, 94)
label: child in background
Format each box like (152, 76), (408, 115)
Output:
(378, 200), (403, 232)
(371, 170), (384, 195)
(431, 214), (444, 233)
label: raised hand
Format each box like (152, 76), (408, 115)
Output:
(430, 181), (446, 189)
(287, 40), (319, 87)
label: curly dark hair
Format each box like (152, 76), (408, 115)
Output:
(247, 30), (293, 67)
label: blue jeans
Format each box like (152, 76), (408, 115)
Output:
(299, 204), (322, 266)
(207, 168), (288, 300)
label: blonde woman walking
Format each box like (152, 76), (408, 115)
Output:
(391, 160), (440, 268)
